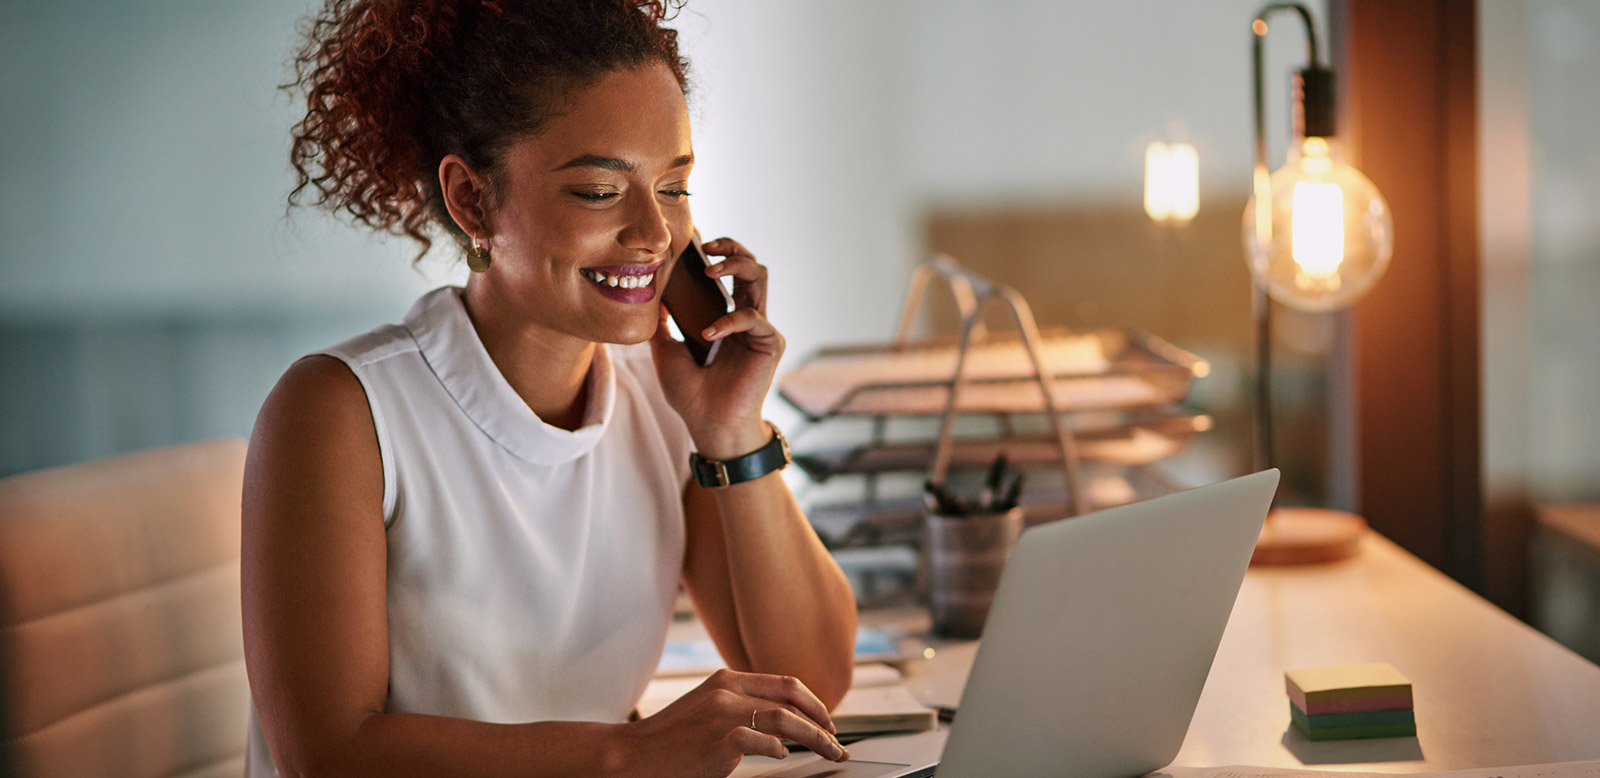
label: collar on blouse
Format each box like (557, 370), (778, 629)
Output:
(403, 287), (616, 464)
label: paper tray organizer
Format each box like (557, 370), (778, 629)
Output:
(778, 254), (1210, 539)
(779, 328), (1206, 419)
(793, 406), (1213, 482)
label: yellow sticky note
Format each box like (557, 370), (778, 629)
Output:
(1286, 663), (1412, 705)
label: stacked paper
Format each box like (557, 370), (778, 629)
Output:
(1285, 663), (1415, 741)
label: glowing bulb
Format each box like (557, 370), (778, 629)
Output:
(1242, 136), (1392, 312)
(1290, 180), (1343, 284)
(1169, 143), (1199, 221)
(1145, 142), (1199, 223)
(1145, 143), (1172, 220)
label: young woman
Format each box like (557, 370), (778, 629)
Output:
(241, 2), (857, 776)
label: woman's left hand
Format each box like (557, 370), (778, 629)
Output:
(648, 237), (783, 460)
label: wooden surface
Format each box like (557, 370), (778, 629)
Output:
(884, 532), (1600, 772)
(1251, 507), (1367, 566)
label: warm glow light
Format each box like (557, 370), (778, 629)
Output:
(1241, 136), (1392, 311)
(1169, 143), (1199, 220)
(1291, 180), (1344, 286)
(1144, 142), (1199, 223)
(1145, 143), (1170, 220)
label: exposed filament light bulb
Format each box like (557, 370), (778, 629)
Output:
(1242, 135), (1392, 312)
(1144, 141), (1199, 224)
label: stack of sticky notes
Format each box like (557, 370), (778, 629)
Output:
(1285, 663), (1416, 741)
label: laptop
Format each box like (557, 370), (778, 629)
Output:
(732, 469), (1280, 778)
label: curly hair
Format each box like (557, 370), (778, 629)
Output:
(285, 0), (690, 260)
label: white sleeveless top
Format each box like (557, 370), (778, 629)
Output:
(246, 286), (693, 775)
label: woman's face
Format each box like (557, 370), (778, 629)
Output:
(472, 64), (694, 346)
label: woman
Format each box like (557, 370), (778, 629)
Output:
(241, 1), (858, 775)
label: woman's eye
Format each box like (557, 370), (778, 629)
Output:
(572, 190), (620, 202)
(659, 189), (692, 200)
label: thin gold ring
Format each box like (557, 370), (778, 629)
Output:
(751, 708), (758, 730)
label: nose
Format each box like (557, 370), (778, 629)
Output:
(619, 191), (673, 257)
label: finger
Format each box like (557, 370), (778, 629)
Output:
(705, 255), (767, 313)
(756, 707), (850, 762)
(702, 237), (755, 260)
(703, 308), (779, 343)
(705, 254), (766, 283)
(725, 726), (789, 761)
(728, 672), (836, 737)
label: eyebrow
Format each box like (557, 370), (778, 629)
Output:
(551, 153), (694, 173)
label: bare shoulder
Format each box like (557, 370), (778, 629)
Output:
(258, 354), (371, 430)
(244, 355), (384, 529)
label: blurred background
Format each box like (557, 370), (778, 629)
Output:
(1, 1), (1596, 637)
(0, 0), (1332, 489)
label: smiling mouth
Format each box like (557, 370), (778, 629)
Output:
(580, 268), (657, 289)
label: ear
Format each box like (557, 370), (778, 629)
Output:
(438, 154), (491, 239)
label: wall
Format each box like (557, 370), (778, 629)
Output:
(0, 1), (446, 475)
(1522, 0), (1600, 504)
(2, 0), (1324, 478)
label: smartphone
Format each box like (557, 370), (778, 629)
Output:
(662, 233), (736, 366)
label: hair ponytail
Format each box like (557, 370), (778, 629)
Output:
(286, 0), (689, 260)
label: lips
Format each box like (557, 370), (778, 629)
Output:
(580, 259), (664, 303)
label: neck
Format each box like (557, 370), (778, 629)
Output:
(461, 285), (596, 432)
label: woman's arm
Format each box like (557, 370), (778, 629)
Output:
(243, 357), (844, 778)
(680, 462), (858, 709)
(652, 236), (857, 711)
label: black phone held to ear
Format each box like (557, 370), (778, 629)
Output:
(662, 234), (736, 366)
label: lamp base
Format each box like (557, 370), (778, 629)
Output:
(1250, 507), (1366, 566)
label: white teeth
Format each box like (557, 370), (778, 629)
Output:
(583, 269), (655, 289)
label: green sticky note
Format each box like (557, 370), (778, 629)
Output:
(1291, 703), (1415, 733)
(1292, 716), (1418, 741)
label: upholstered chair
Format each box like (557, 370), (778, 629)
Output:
(0, 438), (249, 778)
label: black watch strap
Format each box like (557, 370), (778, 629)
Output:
(689, 422), (791, 488)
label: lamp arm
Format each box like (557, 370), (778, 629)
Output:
(1254, 2), (1321, 66)
(1248, 1), (1322, 475)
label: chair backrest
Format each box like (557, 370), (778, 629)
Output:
(0, 438), (249, 778)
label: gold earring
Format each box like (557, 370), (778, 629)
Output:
(467, 235), (491, 273)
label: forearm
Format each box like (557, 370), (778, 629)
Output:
(710, 471), (857, 708)
(273, 713), (633, 778)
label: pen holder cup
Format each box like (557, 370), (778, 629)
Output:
(923, 507), (1024, 639)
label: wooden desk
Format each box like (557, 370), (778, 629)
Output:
(885, 532), (1600, 772)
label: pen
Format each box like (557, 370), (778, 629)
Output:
(981, 453), (1008, 512)
(999, 472), (1025, 511)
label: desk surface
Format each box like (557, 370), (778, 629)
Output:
(883, 532), (1600, 773)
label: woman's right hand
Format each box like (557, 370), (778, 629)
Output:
(620, 668), (850, 778)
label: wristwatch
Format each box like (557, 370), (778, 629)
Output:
(689, 421), (792, 488)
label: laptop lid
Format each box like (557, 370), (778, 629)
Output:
(934, 469), (1279, 778)
(731, 470), (1278, 778)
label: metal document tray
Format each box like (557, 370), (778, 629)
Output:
(778, 327), (1208, 421)
(792, 406), (1212, 481)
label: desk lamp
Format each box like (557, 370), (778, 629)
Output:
(1245, 3), (1393, 564)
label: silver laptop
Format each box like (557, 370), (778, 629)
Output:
(733, 469), (1279, 778)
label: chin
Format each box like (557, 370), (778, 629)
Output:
(595, 317), (660, 347)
